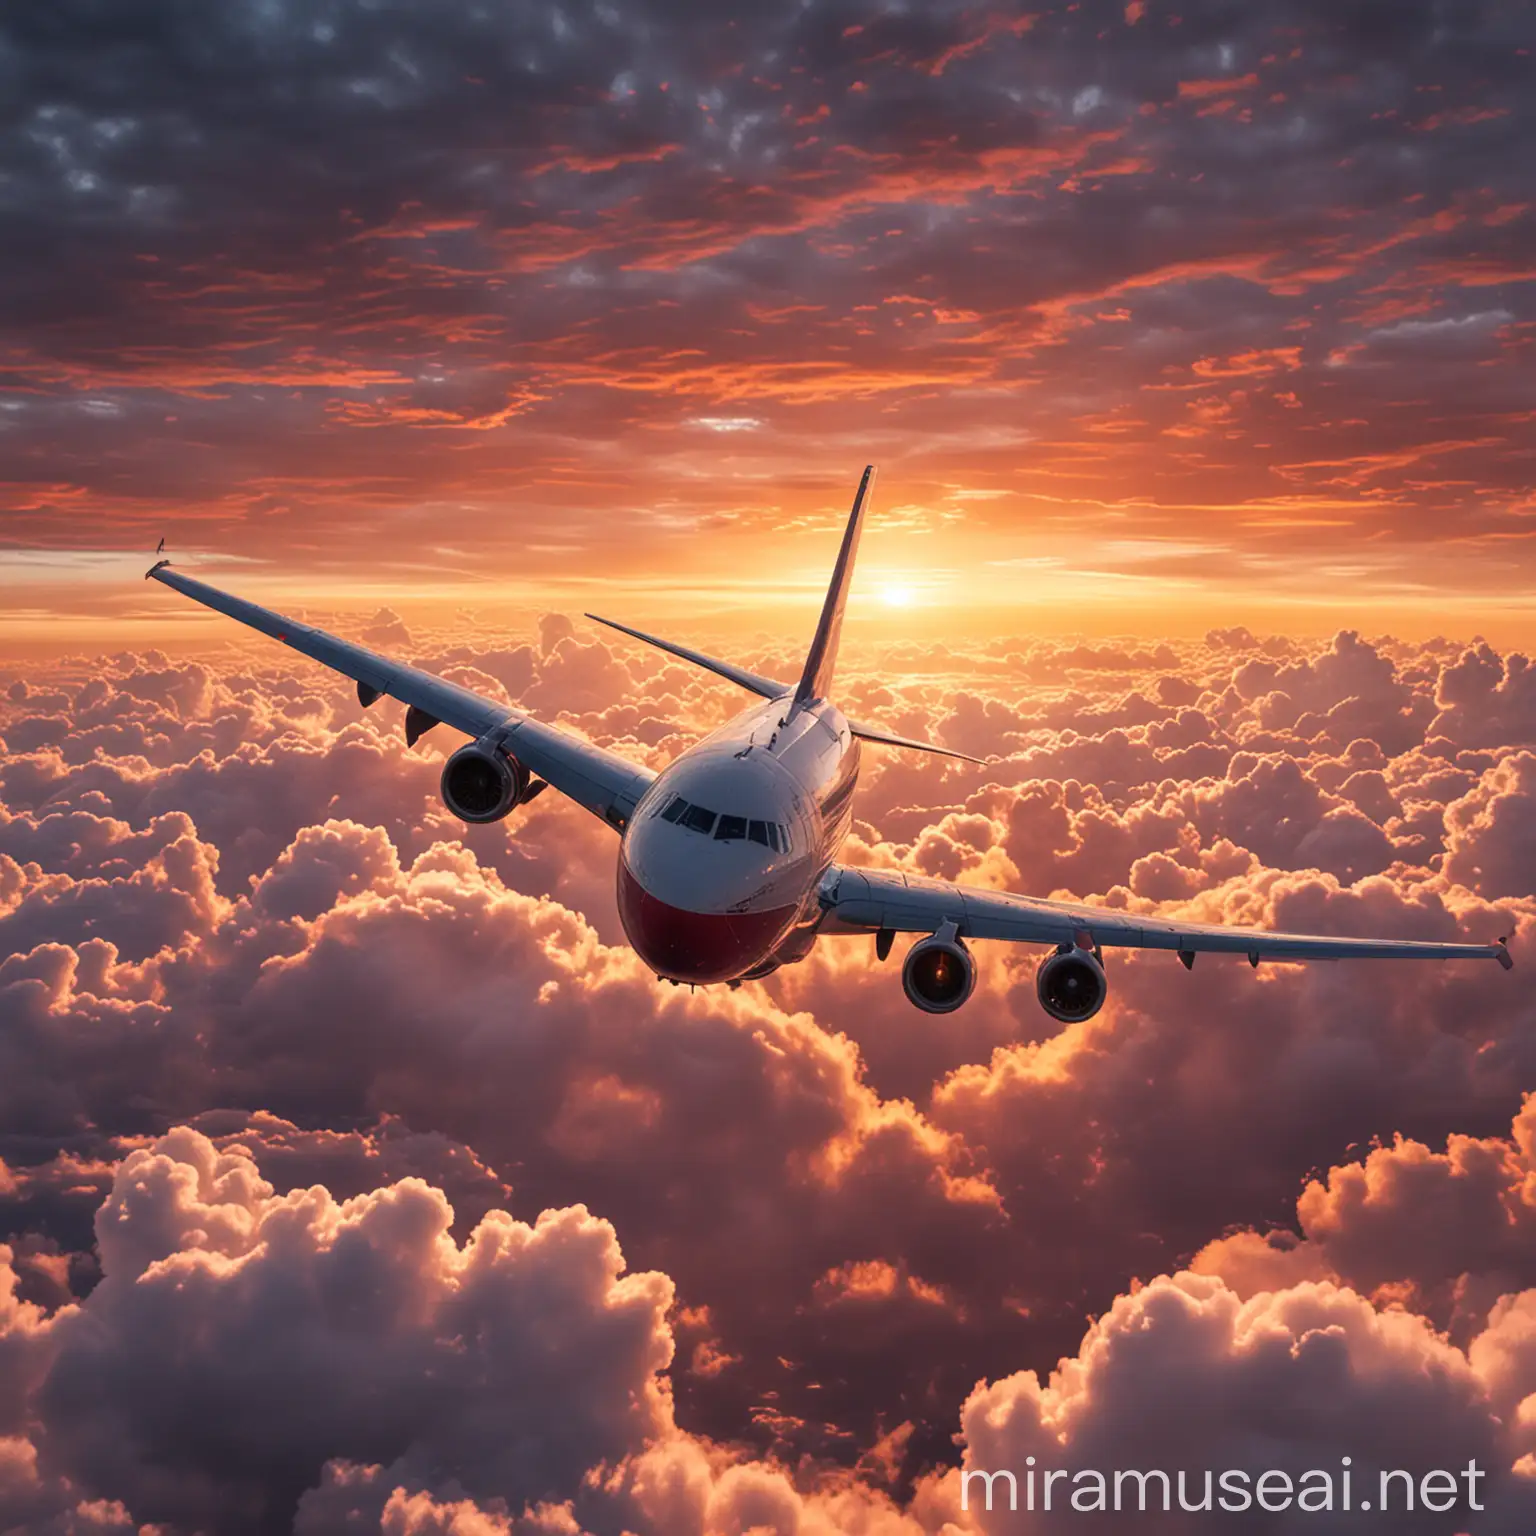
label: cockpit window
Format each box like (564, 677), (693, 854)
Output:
(651, 794), (788, 851)
(680, 802), (717, 836)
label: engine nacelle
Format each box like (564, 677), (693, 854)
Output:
(1036, 946), (1107, 1023)
(440, 742), (529, 824)
(902, 926), (976, 1013)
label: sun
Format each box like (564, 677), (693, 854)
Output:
(879, 582), (915, 608)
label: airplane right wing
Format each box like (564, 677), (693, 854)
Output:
(148, 563), (656, 830)
(819, 864), (1513, 966)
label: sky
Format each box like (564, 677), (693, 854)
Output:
(5, 3), (1536, 1534)
(0, 0), (1532, 648)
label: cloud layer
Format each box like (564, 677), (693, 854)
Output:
(4, 612), (1536, 1527)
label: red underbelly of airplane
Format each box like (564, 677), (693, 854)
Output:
(617, 861), (797, 983)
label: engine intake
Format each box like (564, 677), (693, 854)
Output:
(1036, 947), (1107, 1023)
(441, 742), (529, 824)
(902, 926), (976, 1013)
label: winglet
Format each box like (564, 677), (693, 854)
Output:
(145, 558), (172, 580)
(1497, 937), (1514, 970)
(794, 465), (875, 708)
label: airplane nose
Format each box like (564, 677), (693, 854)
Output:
(617, 858), (794, 984)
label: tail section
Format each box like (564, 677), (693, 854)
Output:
(794, 465), (875, 707)
(592, 467), (983, 763)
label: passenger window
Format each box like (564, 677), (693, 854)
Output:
(715, 814), (747, 842)
(681, 803), (717, 836)
(748, 820), (772, 847)
(660, 796), (686, 823)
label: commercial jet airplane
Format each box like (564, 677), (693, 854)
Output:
(147, 466), (1512, 1022)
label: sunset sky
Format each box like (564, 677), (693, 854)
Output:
(2, 0), (1531, 647)
(6, 4), (1536, 1534)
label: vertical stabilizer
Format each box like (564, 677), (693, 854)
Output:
(793, 465), (875, 706)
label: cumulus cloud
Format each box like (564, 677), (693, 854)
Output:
(361, 609), (414, 649)
(3, 619), (1536, 1527)
(33, 1129), (674, 1530)
(1443, 753), (1536, 901)
(1193, 1093), (1536, 1348)
(5, 1128), (944, 1536)
(930, 1271), (1536, 1533)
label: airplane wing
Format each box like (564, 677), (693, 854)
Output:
(147, 563), (656, 830)
(818, 864), (1513, 967)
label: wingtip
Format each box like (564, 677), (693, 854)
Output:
(1497, 936), (1514, 970)
(145, 557), (172, 581)
(946, 746), (990, 767)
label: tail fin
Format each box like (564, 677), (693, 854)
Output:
(794, 465), (875, 707)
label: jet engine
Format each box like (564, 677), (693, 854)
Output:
(1036, 946), (1107, 1023)
(902, 926), (976, 1013)
(440, 742), (529, 824)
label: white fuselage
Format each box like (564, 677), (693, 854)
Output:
(617, 696), (860, 983)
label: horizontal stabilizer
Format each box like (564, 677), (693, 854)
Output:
(846, 720), (987, 766)
(588, 616), (983, 763)
(586, 614), (789, 700)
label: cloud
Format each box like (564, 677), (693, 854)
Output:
(1443, 753), (1536, 900)
(930, 1271), (1536, 1532)
(7, 1127), (943, 1535)
(6, 1128), (670, 1530)
(3, 620), (1536, 1525)
(0, 0), (1527, 613)
(362, 608), (414, 649)
(1194, 1093), (1536, 1350)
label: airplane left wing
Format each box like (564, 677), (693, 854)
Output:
(147, 563), (656, 830)
(819, 863), (1513, 967)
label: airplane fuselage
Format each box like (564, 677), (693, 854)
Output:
(617, 695), (860, 983)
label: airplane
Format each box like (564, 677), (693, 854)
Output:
(146, 466), (1512, 1022)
